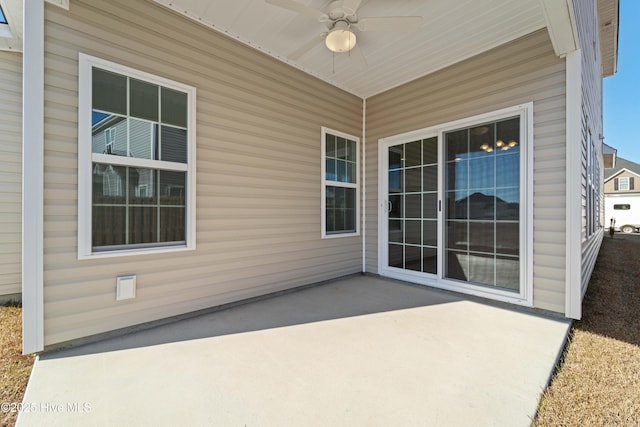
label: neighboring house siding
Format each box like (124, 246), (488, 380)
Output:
(574, 0), (604, 297)
(365, 30), (567, 313)
(0, 51), (22, 297)
(42, 0), (362, 346)
(604, 171), (640, 194)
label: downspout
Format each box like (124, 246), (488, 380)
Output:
(362, 97), (366, 272)
(22, 0), (45, 353)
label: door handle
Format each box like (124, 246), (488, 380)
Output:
(387, 200), (392, 213)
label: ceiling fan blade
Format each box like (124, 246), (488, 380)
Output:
(356, 16), (423, 32)
(287, 35), (324, 60)
(342, 0), (364, 15)
(349, 44), (368, 69)
(265, 0), (327, 20)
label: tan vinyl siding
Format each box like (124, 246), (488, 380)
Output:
(574, 0), (605, 296)
(42, 0), (362, 346)
(604, 172), (640, 194)
(365, 30), (567, 313)
(0, 51), (22, 297)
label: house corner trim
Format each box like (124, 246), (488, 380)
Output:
(565, 48), (582, 320)
(22, 0), (45, 353)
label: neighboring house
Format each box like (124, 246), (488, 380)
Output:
(604, 157), (640, 194)
(0, 0), (618, 353)
(604, 156), (640, 232)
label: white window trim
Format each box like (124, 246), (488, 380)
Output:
(77, 53), (197, 259)
(105, 127), (116, 151)
(377, 103), (534, 307)
(321, 126), (360, 238)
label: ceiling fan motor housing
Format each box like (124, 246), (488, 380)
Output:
(325, 1), (358, 24)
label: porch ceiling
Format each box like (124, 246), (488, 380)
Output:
(153, 0), (547, 98)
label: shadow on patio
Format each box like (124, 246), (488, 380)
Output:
(44, 275), (463, 358)
(20, 275), (570, 427)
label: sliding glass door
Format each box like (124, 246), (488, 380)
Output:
(380, 107), (527, 301)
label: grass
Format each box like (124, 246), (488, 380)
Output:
(535, 234), (640, 426)
(0, 301), (35, 427)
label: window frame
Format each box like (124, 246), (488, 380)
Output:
(321, 126), (360, 238)
(617, 177), (630, 191)
(104, 127), (116, 153)
(77, 53), (197, 259)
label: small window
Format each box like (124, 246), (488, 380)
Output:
(618, 177), (630, 191)
(321, 127), (359, 237)
(78, 54), (196, 258)
(613, 204), (631, 210)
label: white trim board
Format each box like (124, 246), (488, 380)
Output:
(565, 49), (583, 320)
(538, 0), (579, 56)
(22, 0), (44, 354)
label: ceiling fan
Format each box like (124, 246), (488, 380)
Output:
(265, 0), (423, 67)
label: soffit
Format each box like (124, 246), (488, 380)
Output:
(598, 0), (619, 77)
(153, 0), (547, 98)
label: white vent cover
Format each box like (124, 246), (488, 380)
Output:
(116, 275), (137, 301)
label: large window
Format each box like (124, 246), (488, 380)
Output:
(321, 127), (359, 238)
(78, 54), (196, 258)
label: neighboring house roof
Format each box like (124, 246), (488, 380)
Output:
(604, 157), (640, 182)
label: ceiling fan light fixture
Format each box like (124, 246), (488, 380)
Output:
(325, 28), (356, 52)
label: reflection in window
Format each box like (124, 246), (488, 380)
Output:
(92, 165), (186, 248)
(89, 63), (190, 251)
(444, 117), (520, 291)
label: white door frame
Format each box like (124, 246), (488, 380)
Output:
(377, 104), (534, 307)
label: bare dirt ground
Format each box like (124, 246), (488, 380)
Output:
(535, 233), (640, 426)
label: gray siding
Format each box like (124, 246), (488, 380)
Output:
(0, 51), (22, 297)
(574, 0), (605, 296)
(365, 30), (567, 313)
(42, 0), (362, 346)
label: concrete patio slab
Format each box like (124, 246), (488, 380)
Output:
(17, 275), (570, 426)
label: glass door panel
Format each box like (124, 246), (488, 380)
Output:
(387, 137), (438, 274)
(443, 117), (520, 292)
